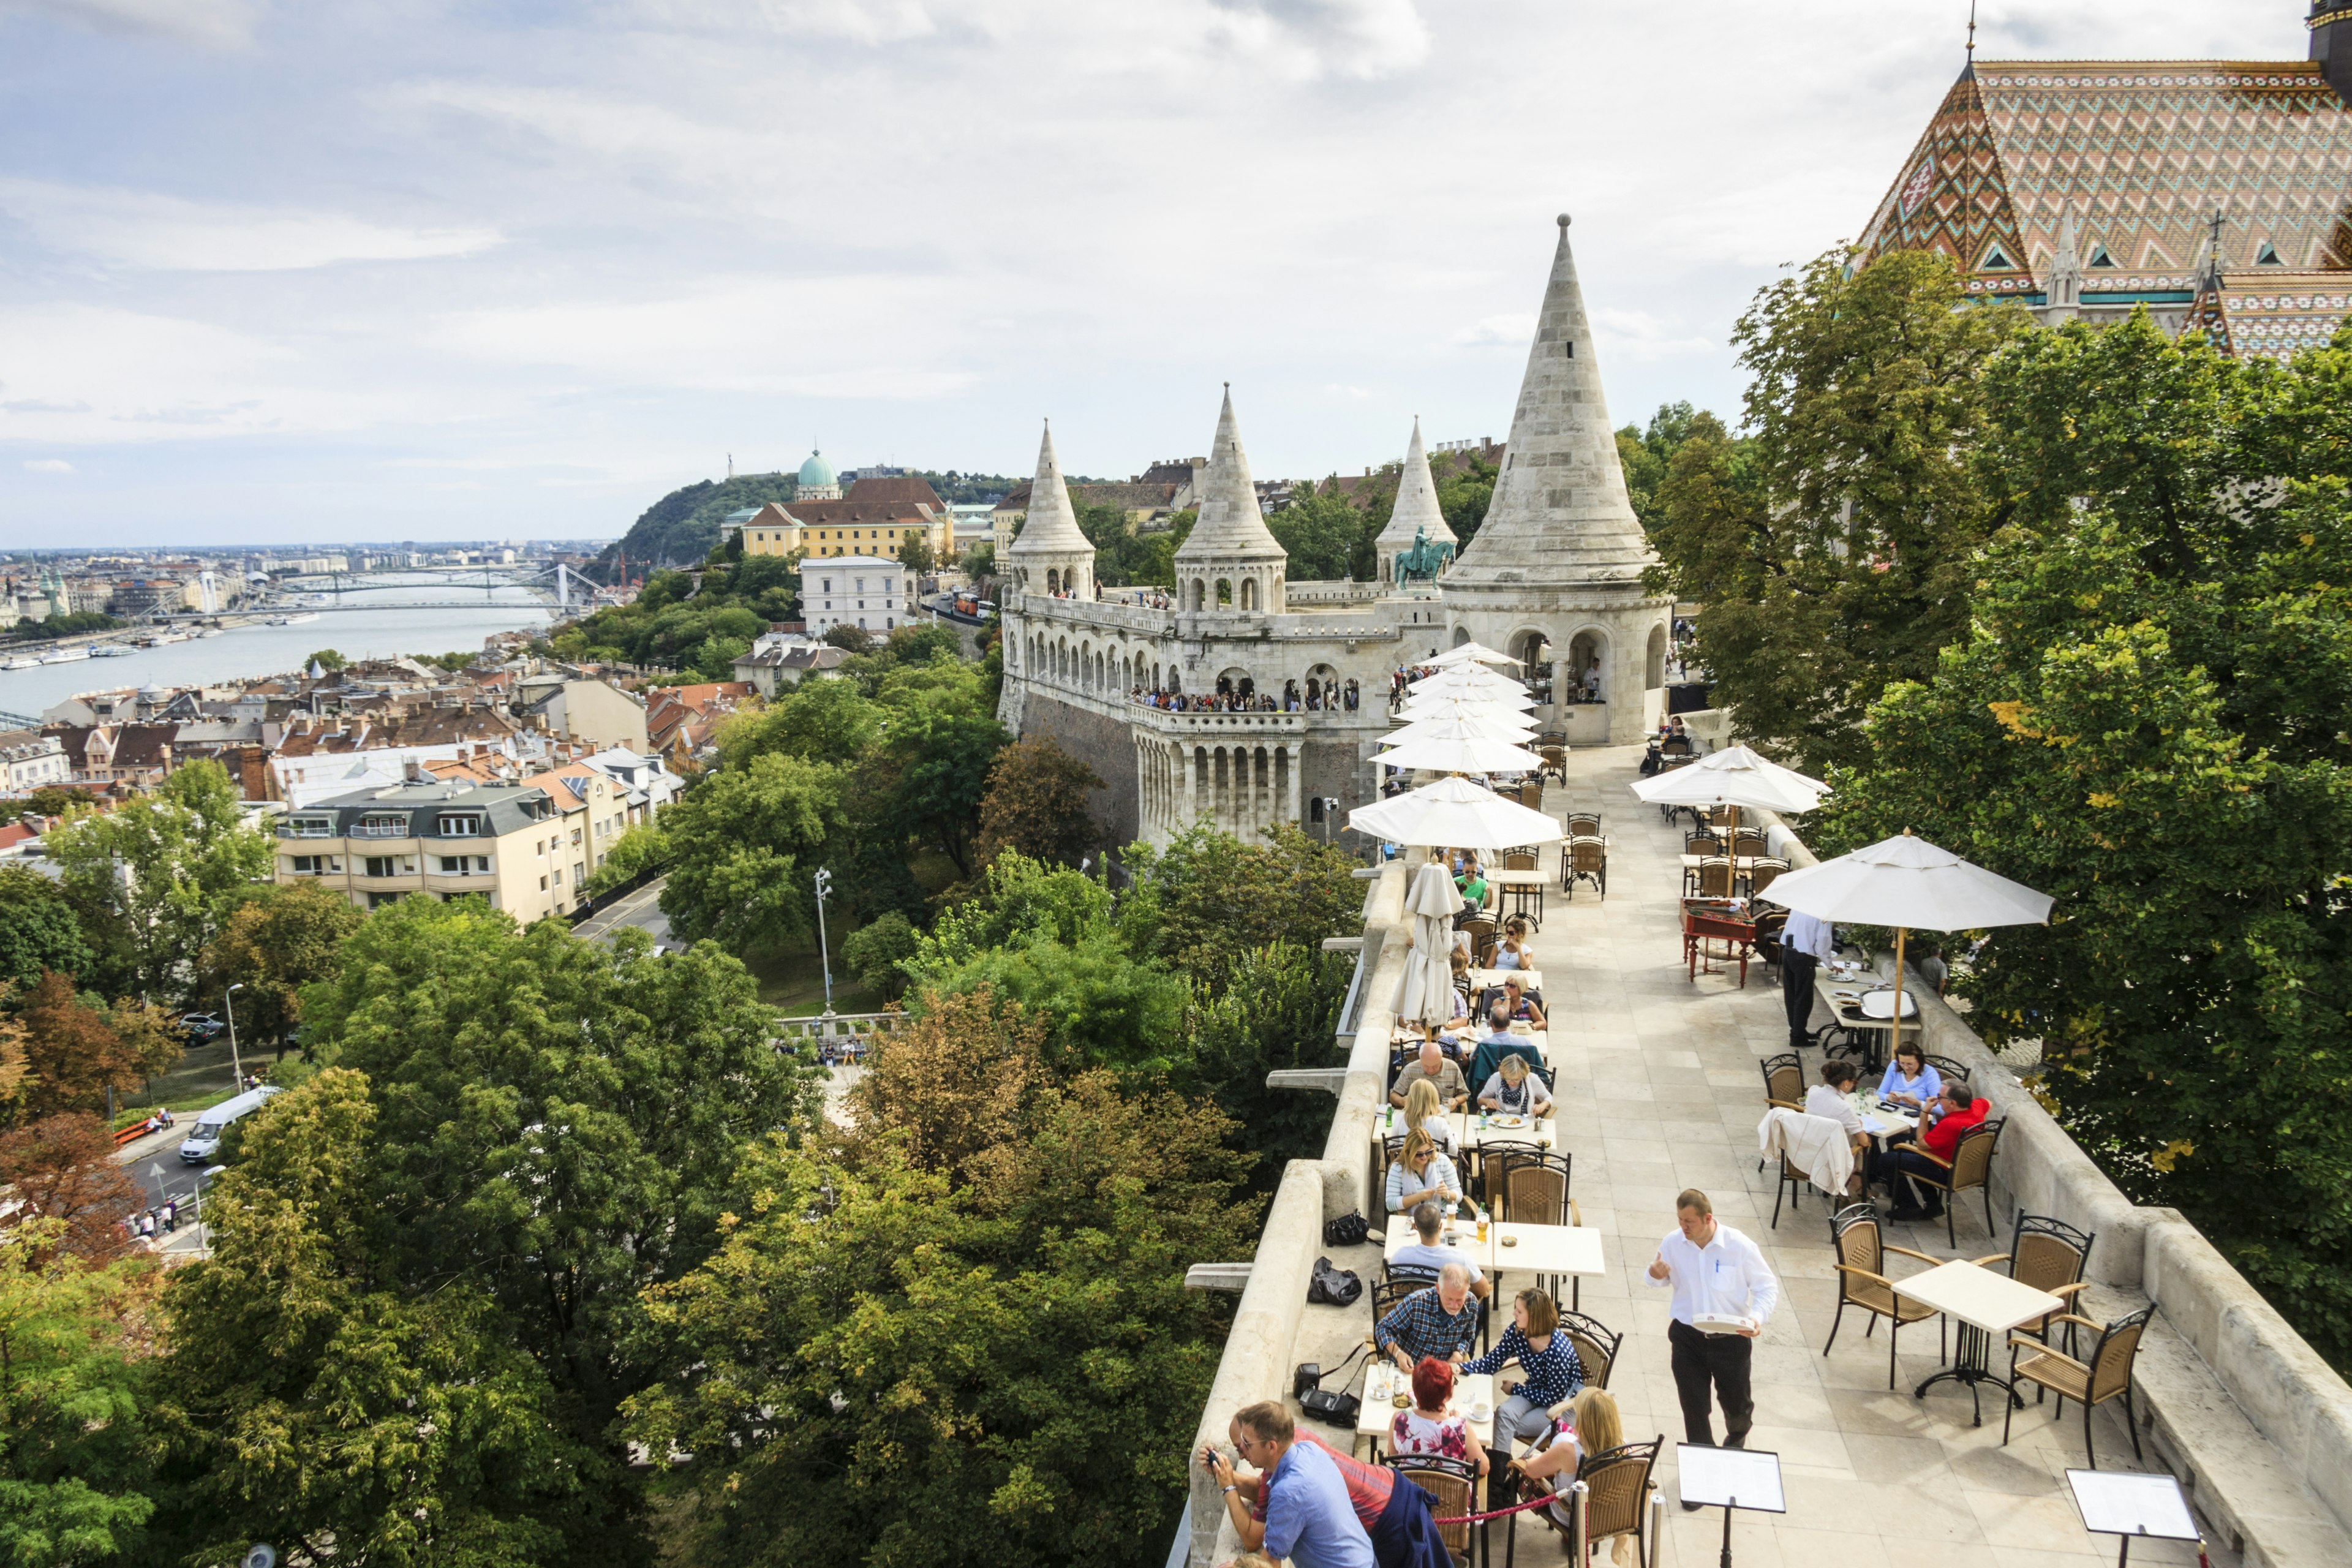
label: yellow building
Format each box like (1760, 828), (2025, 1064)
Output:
(276, 779), (592, 921)
(736, 475), (955, 563)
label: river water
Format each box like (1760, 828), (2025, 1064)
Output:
(0, 575), (554, 719)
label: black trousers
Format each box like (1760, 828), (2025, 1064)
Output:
(1782, 952), (1819, 1052)
(1887, 1148), (1947, 1212)
(1668, 1319), (1754, 1447)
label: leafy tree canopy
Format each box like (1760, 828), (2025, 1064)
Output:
(0, 867), (95, 990)
(975, 735), (1104, 870)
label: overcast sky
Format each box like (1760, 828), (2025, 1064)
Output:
(0, 0), (2308, 547)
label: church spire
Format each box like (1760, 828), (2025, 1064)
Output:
(1006, 418), (1094, 559)
(1174, 385), (1285, 565)
(1374, 417), (1456, 579)
(1444, 215), (1654, 591)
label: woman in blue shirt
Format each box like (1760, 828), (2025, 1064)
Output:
(1878, 1043), (1942, 1110)
(1461, 1287), (1586, 1447)
(1385, 1126), (1463, 1214)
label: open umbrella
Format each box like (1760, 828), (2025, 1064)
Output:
(1398, 689), (1539, 720)
(1349, 774), (1566, 850)
(1377, 733), (1547, 775)
(1392, 861), (1464, 1031)
(1384, 712), (1539, 749)
(1411, 666), (1528, 698)
(1427, 641), (1523, 669)
(1762, 829), (2053, 1048)
(1629, 743), (1828, 833)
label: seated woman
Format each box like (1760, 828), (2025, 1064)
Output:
(1390, 1357), (1490, 1477)
(1805, 1058), (1872, 1193)
(1877, 1042), (1942, 1110)
(1497, 975), (1547, 1030)
(1477, 1052), (1555, 1119)
(1384, 1126), (1463, 1215)
(1461, 1287), (1585, 1448)
(1491, 916), (1532, 971)
(1403, 1077), (1458, 1156)
(1514, 1387), (1626, 1531)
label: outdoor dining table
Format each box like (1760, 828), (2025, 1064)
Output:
(1469, 967), (1544, 992)
(1891, 1259), (2067, 1427)
(1488, 868), (1548, 928)
(1359, 1364), (1496, 1457)
(1382, 1213), (1605, 1308)
(1814, 972), (1921, 1068)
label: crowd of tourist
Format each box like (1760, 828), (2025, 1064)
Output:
(1129, 677), (1362, 714)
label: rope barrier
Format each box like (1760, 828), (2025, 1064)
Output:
(1429, 1490), (1562, 1526)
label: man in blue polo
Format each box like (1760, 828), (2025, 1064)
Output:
(1212, 1400), (1374, 1568)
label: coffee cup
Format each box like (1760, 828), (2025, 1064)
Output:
(1472, 1401), (1491, 1422)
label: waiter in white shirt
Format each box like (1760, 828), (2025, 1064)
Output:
(1780, 908), (1836, 1054)
(1645, 1188), (1781, 1504)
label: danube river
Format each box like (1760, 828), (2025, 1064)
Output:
(0, 576), (554, 718)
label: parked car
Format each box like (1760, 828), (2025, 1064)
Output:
(179, 1012), (226, 1041)
(178, 1085), (284, 1164)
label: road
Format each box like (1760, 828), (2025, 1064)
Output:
(111, 1121), (213, 1259)
(573, 873), (673, 948)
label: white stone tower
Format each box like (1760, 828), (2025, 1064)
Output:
(1440, 214), (1672, 744)
(1174, 386), (1287, 616)
(1373, 417), (1457, 586)
(1003, 420), (1096, 599)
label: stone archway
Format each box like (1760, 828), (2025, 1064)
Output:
(1511, 628), (1553, 706)
(1240, 578), (1258, 610)
(1646, 622), (1668, 690)
(1566, 627), (1608, 706)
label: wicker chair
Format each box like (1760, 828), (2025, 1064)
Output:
(1564, 836), (1607, 899)
(1730, 826), (1769, 859)
(1388, 1453), (1481, 1568)
(1502, 849), (1537, 872)
(1540, 745), (1569, 782)
(1744, 858), (1790, 901)
(1555, 1307), (1623, 1391)
(1493, 1150), (1583, 1308)
(1460, 918), (1497, 969)
(1681, 829), (1721, 858)
(1565, 812), (1601, 839)
(1688, 857), (1734, 900)
(1506, 1437), (1660, 1568)
(1755, 1053), (1803, 1171)
(1902, 1117), (2007, 1246)
(1824, 1203), (1947, 1389)
(1975, 1214), (2095, 1356)
(2003, 1305), (2154, 1469)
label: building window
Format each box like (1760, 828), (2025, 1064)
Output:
(439, 815), (482, 836)
(570, 828), (582, 845)
(354, 815), (407, 838)
(367, 891), (401, 910)
(288, 854), (339, 875)
(363, 856), (412, 878)
(574, 861), (586, 884)
(856, 578), (865, 592)
(285, 817), (334, 838)
(437, 855), (489, 875)
(823, 579), (834, 593)
(540, 875), (548, 891)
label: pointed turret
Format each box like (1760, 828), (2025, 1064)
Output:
(1174, 386), (1286, 614)
(1005, 420), (1095, 598)
(1444, 215), (1654, 590)
(1374, 418), (1456, 584)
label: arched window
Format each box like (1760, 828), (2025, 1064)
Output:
(1190, 580), (1206, 612)
(1216, 579), (1233, 606)
(1240, 578), (1257, 610)
(1047, 567), (1061, 594)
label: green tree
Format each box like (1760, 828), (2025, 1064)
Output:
(858, 656), (1007, 878)
(1645, 247), (2030, 774)
(1180, 943), (1353, 1193)
(837, 911), (918, 1001)
(45, 761), (273, 1005)
(659, 753), (845, 953)
(0, 867), (95, 989)
(974, 736), (1104, 869)
(1615, 400), (1708, 532)
(624, 1002), (1254, 1568)
(0, 1223), (157, 1567)
(1120, 823), (1364, 990)
(304, 648), (347, 672)
(714, 677), (883, 771)
(1818, 317), (2352, 1363)
(821, 623), (873, 654)
(960, 540), (997, 582)
(206, 881), (366, 1051)
(581, 821), (670, 898)
(1432, 451), (1496, 552)
(1269, 488), (1373, 581)
(897, 532), (937, 575)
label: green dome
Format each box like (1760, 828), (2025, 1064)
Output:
(797, 449), (836, 488)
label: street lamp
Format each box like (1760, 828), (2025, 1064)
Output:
(812, 867), (835, 1017)
(224, 982), (245, 1090)
(1321, 797), (1341, 845)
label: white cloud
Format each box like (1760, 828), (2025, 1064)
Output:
(0, 179), (500, 272)
(1, 0), (262, 47)
(617, 0), (941, 44)
(1205, 0), (1429, 79)
(22, 458), (75, 473)
(1589, 307), (1713, 363)
(1450, 314), (1536, 349)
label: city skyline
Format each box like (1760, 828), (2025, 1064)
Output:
(0, 0), (2305, 546)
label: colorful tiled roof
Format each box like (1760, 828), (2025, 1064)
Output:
(1861, 60), (2352, 307)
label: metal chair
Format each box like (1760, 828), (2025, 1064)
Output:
(1506, 1438), (1660, 1568)
(1555, 1307), (1623, 1391)
(2003, 1305), (2154, 1469)
(1563, 836), (1607, 899)
(1975, 1214), (2094, 1356)
(1388, 1453), (1481, 1568)
(1368, 1275), (1425, 1352)
(1460, 918), (1496, 968)
(1730, 826), (1769, 859)
(1681, 829), (1721, 858)
(1902, 1117), (2007, 1246)
(1744, 858), (1790, 901)
(1686, 856), (1733, 899)
(1923, 1052), (1970, 1085)
(1755, 1054), (1803, 1170)
(1565, 812), (1600, 839)
(1539, 745), (1568, 782)
(1502, 849), (1537, 872)
(1824, 1203), (1947, 1389)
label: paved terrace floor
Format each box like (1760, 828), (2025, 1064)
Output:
(1287, 741), (2206, 1568)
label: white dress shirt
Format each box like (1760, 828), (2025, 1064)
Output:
(1804, 1084), (1864, 1138)
(1782, 910), (1836, 963)
(1645, 1220), (1781, 1328)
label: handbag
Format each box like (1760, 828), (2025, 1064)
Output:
(1294, 1344), (1368, 1427)
(1322, 1211), (1370, 1248)
(1306, 1255), (1362, 1308)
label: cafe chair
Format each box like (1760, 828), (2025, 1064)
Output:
(1751, 908), (1790, 978)
(2002, 1304), (2154, 1469)
(1923, 1052), (1971, 1085)
(1554, 1308), (1623, 1392)
(1492, 1150), (1583, 1308)
(1744, 858), (1790, 902)
(1505, 1437), (1661, 1568)
(1975, 1214), (2095, 1356)
(1755, 1053), (1804, 1169)
(1540, 745), (1569, 782)
(1565, 811), (1601, 839)
(1730, 826), (1769, 859)
(1705, 805), (1735, 829)
(1367, 1275), (1427, 1348)
(1518, 781), (1545, 810)
(1687, 857), (1734, 900)
(1387, 1453), (1482, 1568)
(1902, 1117), (2007, 1246)
(1825, 1203), (1947, 1389)
(1564, 836), (1607, 900)
(1681, 829), (1721, 858)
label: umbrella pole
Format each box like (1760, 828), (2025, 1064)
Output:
(1892, 926), (1908, 1064)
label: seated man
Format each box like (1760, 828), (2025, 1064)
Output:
(1390, 1038), (1469, 1111)
(1390, 1200), (1492, 1301)
(1887, 1079), (1989, 1221)
(1374, 1263), (1482, 1370)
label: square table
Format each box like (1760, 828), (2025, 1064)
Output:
(1891, 1259), (2067, 1426)
(1487, 867), (1548, 929)
(1359, 1363), (1495, 1455)
(1468, 967), (1544, 992)
(1815, 974), (1921, 1068)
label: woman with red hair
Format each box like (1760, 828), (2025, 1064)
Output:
(1389, 1357), (1490, 1478)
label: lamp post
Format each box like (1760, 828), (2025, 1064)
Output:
(224, 982), (245, 1090)
(1321, 797), (1341, 846)
(813, 867), (835, 1017)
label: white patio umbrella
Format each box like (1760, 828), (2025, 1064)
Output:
(1384, 712), (1540, 749)
(1629, 744), (1829, 832)
(1411, 666), (1528, 698)
(1398, 689), (1539, 720)
(1392, 860), (1465, 1031)
(1427, 641), (1523, 669)
(1763, 829), (2054, 1047)
(1377, 733), (1548, 774)
(1349, 774), (1566, 850)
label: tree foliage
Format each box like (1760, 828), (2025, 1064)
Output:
(975, 736), (1104, 869)
(0, 1115), (143, 1265)
(0, 867), (96, 990)
(14, 973), (142, 1120)
(206, 880), (366, 1048)
(1120, 823), (1365, 990)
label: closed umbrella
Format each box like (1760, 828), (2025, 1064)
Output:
(1377, 733), (1547, 775)
(1392, 861), (1464, 1032)
(1763, 829), (2054, 1050)
(1629, 743), (1828, 833)
(1349, 774), (1566, 850)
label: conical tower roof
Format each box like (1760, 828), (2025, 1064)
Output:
(1175, 386), (1286, 565)
(1444, 216), (1655, 589)
(1375, 417), (1457, 554)
(1005, 420), (1094, 558)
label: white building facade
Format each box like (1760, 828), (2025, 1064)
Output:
(802, 555), (905, 638)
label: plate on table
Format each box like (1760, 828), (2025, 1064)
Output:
(1490, 1115), (1527, 1129)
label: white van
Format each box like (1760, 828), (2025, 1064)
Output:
(178, 1085), (286, 1164)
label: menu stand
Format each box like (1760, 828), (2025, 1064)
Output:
(1675, 1445), (1785, 1568)
(2065, 1469), (2200, 1568)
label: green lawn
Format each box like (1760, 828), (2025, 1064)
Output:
(109, 1035), (313, 1129)
(745, 943), (882, 1016)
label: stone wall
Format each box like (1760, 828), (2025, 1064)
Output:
(1011, 692), (1142, 848)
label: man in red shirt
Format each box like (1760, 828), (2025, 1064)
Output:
(1888, 1080), (1988, 1221)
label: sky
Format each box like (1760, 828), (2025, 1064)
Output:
(0, 0), (2312, 547)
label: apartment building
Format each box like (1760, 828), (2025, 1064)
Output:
(516, 761), (630, 895)
(274, 779), (584, 921)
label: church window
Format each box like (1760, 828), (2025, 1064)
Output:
(2257, 241), (2283, 266)
(2087, 243), (2116, 268)
(1980, 241), (2019, 271)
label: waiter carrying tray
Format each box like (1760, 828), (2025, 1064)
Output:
(1645, 1188), (1781, 1507)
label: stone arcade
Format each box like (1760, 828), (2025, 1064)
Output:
(995, 216), (1674, 848)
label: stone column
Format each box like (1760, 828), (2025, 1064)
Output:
(1553, 655), (1574, 735)
(1284, 741), (1303, 832)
